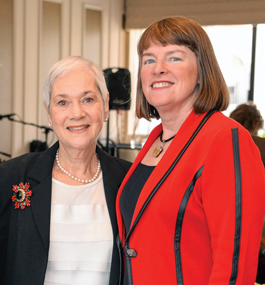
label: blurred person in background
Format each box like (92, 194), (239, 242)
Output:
(230, 101), (265, 165)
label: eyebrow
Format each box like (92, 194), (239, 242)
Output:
(54, 91), (93, 97)
(142, 49), (186, 58)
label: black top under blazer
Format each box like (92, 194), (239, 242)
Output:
(0, 141), (132, 285)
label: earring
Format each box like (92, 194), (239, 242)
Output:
(48, 122), (51, 127)
(105, 116), (109, 121)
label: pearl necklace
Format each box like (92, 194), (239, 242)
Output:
(56, 148), (101, 183)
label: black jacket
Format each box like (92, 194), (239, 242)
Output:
(0, 141), (131, 285)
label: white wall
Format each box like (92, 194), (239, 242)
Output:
(0, 0), (126, 159)
(0, 0), (13, 161)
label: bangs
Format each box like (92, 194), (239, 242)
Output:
(137, 19), (197, 56)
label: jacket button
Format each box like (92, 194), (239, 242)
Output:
(127, 248), (137, 257)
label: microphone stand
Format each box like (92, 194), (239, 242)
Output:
(0, 151), (11, 158)
(1, 114), (53, 147)
(9, 117), (53, 146)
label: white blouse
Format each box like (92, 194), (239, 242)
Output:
(44, 173), (113, 285)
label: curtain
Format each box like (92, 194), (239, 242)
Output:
(125, 0), (265, 29)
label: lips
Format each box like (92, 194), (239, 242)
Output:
(67, 125), (89, 131)
(152, 82), (173, 88)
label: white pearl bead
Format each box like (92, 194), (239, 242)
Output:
(56, 148), (100, 184)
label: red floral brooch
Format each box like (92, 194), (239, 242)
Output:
(11, 182), (32, 209)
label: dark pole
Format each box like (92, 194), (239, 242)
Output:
(249, 24), (257, 101)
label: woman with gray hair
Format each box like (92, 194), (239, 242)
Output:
(0, 56), (131, 285)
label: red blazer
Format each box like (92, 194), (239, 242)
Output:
(116, 111), (265, 285)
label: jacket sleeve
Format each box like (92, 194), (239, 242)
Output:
(201, 127), (265, 285)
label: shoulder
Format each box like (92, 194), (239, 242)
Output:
(0, 142), (58, 179)
(201, 113), (264, 174)
(209, 111), (246, 131)
(198, 112), (261, 166)
(0, 142), (58, 192)
(0, 152), (42, 218)
(204, 111), (252, 141)
(0, 152), (41, 178)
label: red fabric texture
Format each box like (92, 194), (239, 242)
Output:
(116, 111), (265, 285)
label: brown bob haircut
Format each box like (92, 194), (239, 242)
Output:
(136, 16), (230, 120)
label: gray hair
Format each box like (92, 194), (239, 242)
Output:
(43, 56), (108, 111)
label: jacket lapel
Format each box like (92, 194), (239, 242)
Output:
(117, 111), (207, 242)
(27, 142), (58, 250)
(116, 125), (162, 242)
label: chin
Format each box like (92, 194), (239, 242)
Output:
(65, 140), (93, 151)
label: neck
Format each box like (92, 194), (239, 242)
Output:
(160, 109), (193, 139)
(57, 144), (97, 176)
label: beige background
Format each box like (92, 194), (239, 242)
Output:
(0, 0), (128, 159)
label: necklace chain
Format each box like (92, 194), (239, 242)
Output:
(152, 131), (176, 157)
(159, 131), (176, 143)
(56, 148), (101, 183)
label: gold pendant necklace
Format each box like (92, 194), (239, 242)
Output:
(152, 131), (176, 157)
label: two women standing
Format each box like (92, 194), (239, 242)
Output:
(0, 16), (264, 285)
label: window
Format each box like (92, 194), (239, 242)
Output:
(254, 24), (265, 134)
(203, 25), (253, 117)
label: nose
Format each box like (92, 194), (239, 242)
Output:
(71, 102), (85, 120)
(153, 60), (167, 75)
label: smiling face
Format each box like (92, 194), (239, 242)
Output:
(46, 69), (109, 152)
(140, 42), (199, 117)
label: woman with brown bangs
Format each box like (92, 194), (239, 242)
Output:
(116, 17), (265, 285)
